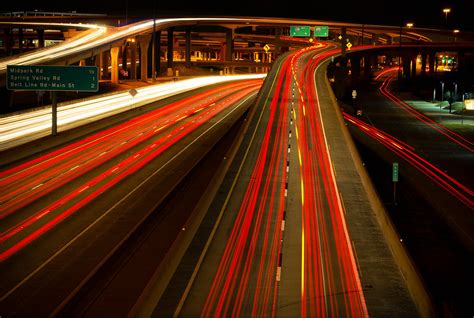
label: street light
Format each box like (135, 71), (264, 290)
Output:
(440, 81), (445, 102)
(406, 22), (414, 28)
(443, 8), (451, 25)
(453, 29), (460, 42)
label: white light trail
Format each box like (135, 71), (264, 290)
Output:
(0, 74), (266, 151)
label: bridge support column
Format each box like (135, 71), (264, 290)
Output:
(185, 27), (191, 69)
(351, 56), (361, 85)
(130, 41), (138, 80)
(225, 28), (234, 62)
(372, 33), (378, 46)
(420, 51), (427, 77)
(110, 46), (121, 84)
(167, 27), (174, 73)
(137, 34), (152, 81)
(341, 27), (347, 57)
(428, 51), (436, 73)
(154, 30), (161, 76)
(457, 50), (465, 72)
(36, 29), (45, 48)
(122, 44), (128, 73)
(411, 55), (417, 78)
(363, 55), (371, 79)
(3, 28), (12, 56)
(103, 50), (110, 80)
(275, 28), (282, 57)
(95, 50), (103, 79)
(402, 54), (411, 79)
(18, 28), (24, 54)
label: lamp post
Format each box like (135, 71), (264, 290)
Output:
(151, 0), (156, 80)
(398, 23), (402, 81)
(440, 81), (445, 102)
(453, 29), (460, 42)
(443, 8), (451, 26)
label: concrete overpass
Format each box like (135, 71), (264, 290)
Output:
(1, 16), (473, 87)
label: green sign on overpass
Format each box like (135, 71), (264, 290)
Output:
(314, 26), (329, 37)
(290, 26), (311, 37)
(7, 65), (99, 92)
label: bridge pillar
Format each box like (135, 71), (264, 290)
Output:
(137, 34), (152, 81)
(341, 27), (347, 57)
(428, 51), (436, 73)
(351, 55), (361, 85)
(363, 55), (371, 78)
(411, 55), (417, 78)
(275, 28), (282, 57)
(154, 30), (161, 76)
(95, 50), (103, 79)
(167, 27), (174, 71)
(110, 46), (121, 84)
(225, 28), (234, 62)
(122, 44), (128, 73)
(3, 28), (13, 56)
(36, 29), (45, 48)
(103, 50), (110, 80)
(457, 50), (465, 72)
(372, 33), (379, 46)
(130, 41), (138, 80)
(420, 51), (427, 77)
(18, 28), (24, 54)
(402, 54), (411, 79)
(185, 26), (191, 69)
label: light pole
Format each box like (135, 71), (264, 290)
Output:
(443, 8), (451, 26)
(453, 29), (460, 42)
(151, 0), (156, 80)
(440, 81), (445, 102)
(398, 23), (402, 81)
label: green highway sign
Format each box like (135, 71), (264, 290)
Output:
(290, 26), (311, 37)
(7, 65), (99, 92)
(314, 26), (329, 37)
(392, 162), (399, 182)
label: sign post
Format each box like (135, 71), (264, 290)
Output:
(392, 162), (399, 205)
(7, 65), (99, 136)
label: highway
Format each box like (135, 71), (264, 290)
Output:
(0, 78), (261, 315)
(341, 69), (474, 315)
(0, 74), (265, 151)
(3, 14), (471, 316)
(153, 44), (417, 317)
(0, 22), (107, 72)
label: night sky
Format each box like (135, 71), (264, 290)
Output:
(2, 0), (473, 31)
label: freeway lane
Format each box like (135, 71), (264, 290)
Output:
(0, 74), (265, 151)
(0, 80), (262, 262)
(157, 44), (418, 317)
(0, 80), (261, 316)
(295, 49), (368, 317)
(175, 44), (303, 317)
